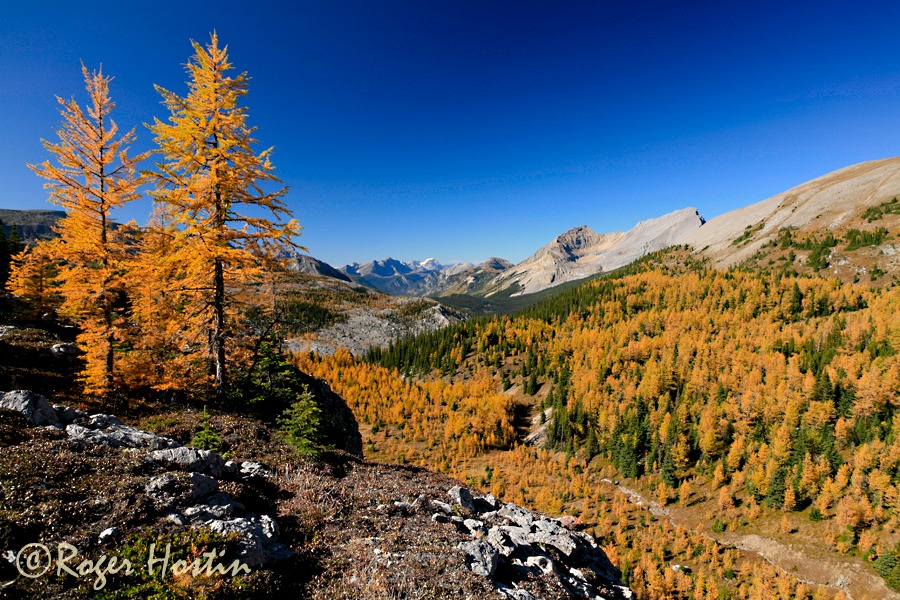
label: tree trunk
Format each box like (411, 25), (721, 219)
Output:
(213, 255), (226, 400)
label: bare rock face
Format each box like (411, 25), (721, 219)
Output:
(148, 447), (227, 477)
(286, 298), (465, 357)
(278, 250), (352, 282)
(67, 414), (179, 449)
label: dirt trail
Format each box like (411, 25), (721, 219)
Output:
(599, 478), (900, 600)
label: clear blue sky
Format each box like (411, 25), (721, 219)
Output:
(3, 1), (900, 266)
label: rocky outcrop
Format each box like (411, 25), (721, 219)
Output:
(0, 390), (635, 599)
(0, 390), (291, 569)
(278, 250), (352, 282)
(441, 485), (633, 600)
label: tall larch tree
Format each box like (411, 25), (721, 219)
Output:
(147, 33), (300, 400)
(25, 65), (147, 397)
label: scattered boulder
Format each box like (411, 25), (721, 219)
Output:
(146, 472), (219, 507)
(203, 514), (291, 567)
(67, 418), (178, 450)
(98, 527), (120, 545)
(463, 518), (485, 535)
(498, 503), (534, 529)
(448, 485), (476, 512)
(239, 461), (269, 478)
(458, 539), (499, 577)
(0, 390), (60, 427)
(50, 342), (79, 357)
(148, 446), (225, 477)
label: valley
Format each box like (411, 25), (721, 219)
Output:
(295, 236), (900, 599)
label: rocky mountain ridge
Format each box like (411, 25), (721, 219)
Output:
(338, 157), (900, 298)
(488, 207), (705, 297)
(278, 249), (352, 282)
(340, 257), (493, 296)
(8, 155), (899, 306)
(340, 208), (706, 299)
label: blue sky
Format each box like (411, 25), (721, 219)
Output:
(3, 1), (900, 266)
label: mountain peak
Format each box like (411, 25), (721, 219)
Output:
(479, 257), (513, 272)
(555, 224), (599, 245)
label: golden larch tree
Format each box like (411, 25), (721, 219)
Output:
(26, 65), (147, 397)
(146, 33), (300, 399)
(7, 241), (62, 315)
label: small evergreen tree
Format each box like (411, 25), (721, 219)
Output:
(278, 385), (321, 457)
(190, 406), (223, 452)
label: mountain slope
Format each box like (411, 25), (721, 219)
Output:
(343, 209), (705, 300)
(683, 157), (900, 280)
(0, 208), (65, 244)
(0, 322), (632, 600)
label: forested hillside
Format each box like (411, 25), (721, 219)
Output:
(296, 249), (900, 599)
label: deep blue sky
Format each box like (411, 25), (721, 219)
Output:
(3, 1), (900, 266)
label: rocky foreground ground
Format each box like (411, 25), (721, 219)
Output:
(0, 388), (632, 599)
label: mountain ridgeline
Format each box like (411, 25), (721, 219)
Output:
(341, 158), (900, 303)
(340, 208), (707, 300)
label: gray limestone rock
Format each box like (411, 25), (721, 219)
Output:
(67, 423), (122, 448)
(0, 390), (60, 427)
(201, 514), (289, 567)
(448, 485), (476, 512)
(98, 527), (120, 545)
(66, 417), (178, 450)
(239, 461), (269, 478)
(496, 586), (539, 600)
(486, 527), (518, 557)
(527, 528), (577, 556)
(463, 518), (485, 534)
(50, 343), (79, 357)
(148, 447), (225, 477)
(145, 472), (218, 506)
(525, 554), (555, 575)
(458, 539), (499, 577)
(498, 503), (535, 529)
